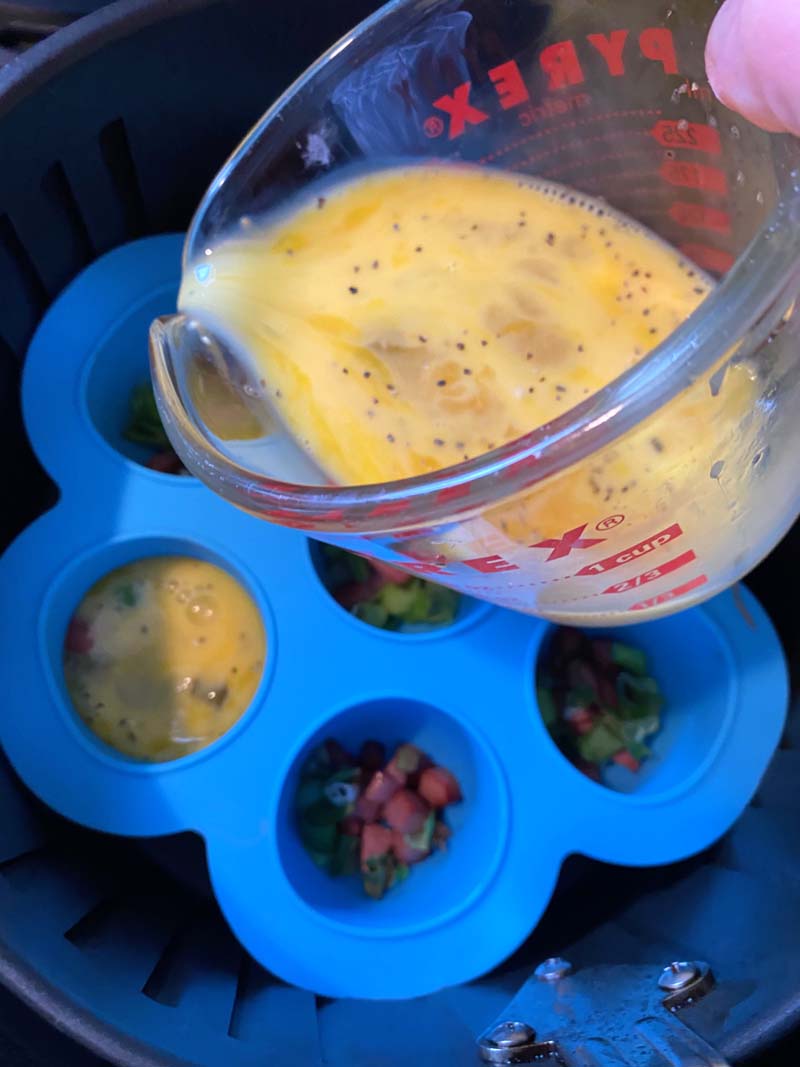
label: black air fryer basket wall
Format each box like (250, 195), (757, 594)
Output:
(1, 2), (800, 1065)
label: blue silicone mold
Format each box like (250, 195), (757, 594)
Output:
(0, 235), (788, 999)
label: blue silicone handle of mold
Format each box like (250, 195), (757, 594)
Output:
(0, 235), (788, 999)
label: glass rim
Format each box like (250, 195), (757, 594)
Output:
(159, 0), (800, 535)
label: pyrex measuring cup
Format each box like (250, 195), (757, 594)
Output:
(150, 0), (800, 624)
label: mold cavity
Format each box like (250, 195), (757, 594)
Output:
(82, 280), (192, 476)
(309, 541), (484, 637)
(53, 539), (269, 764)
(534, 616), (734, 797)
(277, 698), (507, 934)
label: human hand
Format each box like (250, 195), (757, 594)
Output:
(706, 0), (800, 135)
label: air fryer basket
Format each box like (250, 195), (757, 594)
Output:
(1, 1), (800, 1064)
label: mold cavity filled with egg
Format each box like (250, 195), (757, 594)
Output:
(63, 556), (266, 762)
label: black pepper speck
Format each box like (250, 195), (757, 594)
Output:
(348, 286), (358, 294)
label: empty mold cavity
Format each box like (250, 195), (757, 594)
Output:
(533, 612), (736, 798)
(82, 278), (188, 475)
(45, 536), (271, 766)
(308, 540), (487, 637)
(276, 697), (507, 936)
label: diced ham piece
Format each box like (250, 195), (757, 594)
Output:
(361, 823), (393, 866)
(418, 766), (462, 808)
(364, 768), (405, 805)
(612, 750), (641, 773)
(383, 789), (430, 834)
(354, 795), (381, 822)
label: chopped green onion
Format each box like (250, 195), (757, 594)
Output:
(612, 641), (649, 677)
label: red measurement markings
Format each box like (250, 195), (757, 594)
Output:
(601, 549), (697, 595)
(576, 523), (683, 576)
(680, 243), (735, 275)
(650, 120), (721, 154)
(660, 160), (728, 195)
(669, 201), (732, 235)
(629, 573), (708, 611)
(531, 523), (606, 562)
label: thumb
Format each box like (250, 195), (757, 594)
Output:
(706, 0), (800, 135)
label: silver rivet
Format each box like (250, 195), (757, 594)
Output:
(535, 957), (573, 982)
(658, 961), (700, 991)
(484, 1021), (536, 1048)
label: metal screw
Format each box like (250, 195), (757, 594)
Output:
(658, 961), (700, 992)
(535, 957), (573, 982)
(478, 1021), (537, 1062)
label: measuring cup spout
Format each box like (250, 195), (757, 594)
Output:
(149, 313), (326, 487)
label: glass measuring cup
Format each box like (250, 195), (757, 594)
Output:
(150, 0), (800, 624)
